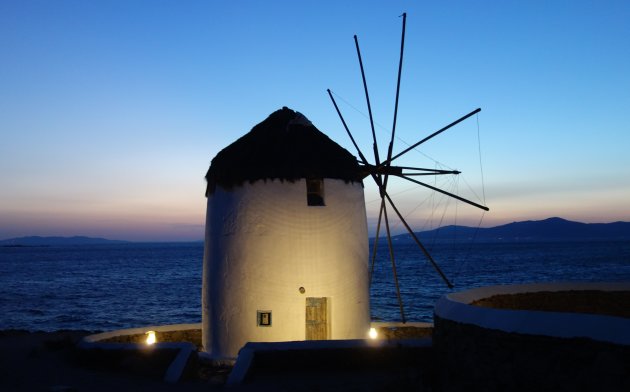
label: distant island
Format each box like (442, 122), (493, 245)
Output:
(384, 217), (630, 243)
(2, 218), (630, 246)
(0, 236), (129, 247)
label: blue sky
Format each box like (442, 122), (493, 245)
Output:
(1, 0), (629, 241)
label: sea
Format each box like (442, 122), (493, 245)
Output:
(1, 240), (630, 332)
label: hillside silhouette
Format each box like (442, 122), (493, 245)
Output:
(388, 217), (630, 243)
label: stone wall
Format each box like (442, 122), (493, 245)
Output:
(472, 290), (630, 318)
(433, 316), (630, 392)
(100, 329), (202, 349)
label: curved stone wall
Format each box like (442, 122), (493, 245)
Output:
(433, 282), (630, 391)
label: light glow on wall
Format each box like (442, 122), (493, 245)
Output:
(145, 330), (157, 345)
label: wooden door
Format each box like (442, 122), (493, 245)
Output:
(305, 297), (328, 340)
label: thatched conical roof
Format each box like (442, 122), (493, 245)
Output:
(205, 107), (361, 195)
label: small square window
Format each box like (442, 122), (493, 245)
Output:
(306, 178), (325, 206)
(257, 311), (272, 327)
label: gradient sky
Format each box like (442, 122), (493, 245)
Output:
(1, 1), (629, 241)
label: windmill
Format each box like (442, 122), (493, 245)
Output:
(327, 13), (489, 323)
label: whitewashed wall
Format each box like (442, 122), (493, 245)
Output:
(202, 178), (370, 360)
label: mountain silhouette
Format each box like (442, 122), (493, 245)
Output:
(388, 217), (630, 243)
(0, 236), (129, 246)
(4, 218), (630, 245)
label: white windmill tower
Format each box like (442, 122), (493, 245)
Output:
(202, 107), (371, 360)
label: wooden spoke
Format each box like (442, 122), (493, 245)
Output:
(382, 200), (406, 322)
(369, 200), (385, 285)
(384, 192), (454, 289)
(385, 12), (406, 171)
(395, 174), (489, 211)
(382, 108), (481, 166)
(327, 89), (370, 166)
(354, 35), (381, 166)
(395, 166), (461, 175)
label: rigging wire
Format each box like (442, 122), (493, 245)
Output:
(450, 211), (487, 286)
(426, 173), (459, 248)
(476, 113), (487, 205)
(330, 90), (449, 168)
(458, 173), (485, 206)
(394, 136), (454, 170)
(447, 113), (488, 286)
(385, 164), (458, 234)
(384, 161), (461, 236)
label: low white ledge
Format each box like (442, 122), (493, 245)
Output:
(79, 323), (201, 383)
(371, 321), (433, 329)
(81, 323), (201, 343)
(434, 281), (630, 346)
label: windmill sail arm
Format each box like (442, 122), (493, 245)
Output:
(381, 13), (407, 193)
(386, 12), (406, 163)
(396, 166), (459, 172)
(394, 174), (489, 211)
(327, 89), (370, 166)
(398, 166), (461, 175)
(381, 107), (481, 167)
(363, 164), (460, 178)
(384, 192), (454, 288)
(381, 201), (407, 323)
(369, 200), (385, 285)
(401, 172), (459, 176)
(354, 35), (380, 166)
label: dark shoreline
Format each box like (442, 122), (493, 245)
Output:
(0, 328), (437, 391)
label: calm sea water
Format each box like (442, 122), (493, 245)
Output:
(1, 241), (629, 331)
